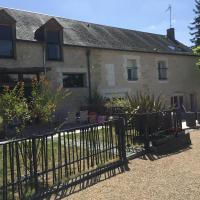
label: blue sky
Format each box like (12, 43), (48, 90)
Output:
(0, 0), (196, 46)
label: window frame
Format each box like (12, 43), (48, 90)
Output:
(62, 73), (87, 88)
(126, 59), (138, 81)
(46, 30), (62, 61)
(158, 60), (168, 80)
(0, 24), (15, 59)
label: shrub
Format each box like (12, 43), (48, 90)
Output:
(0, 83), (31, 133)
(105, 98), (132, 114)
(30, 77), (70, 123)
(127, 92), (165, 113)
(106, 91), (165, 114)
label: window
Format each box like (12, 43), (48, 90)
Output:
(158, 61), (168, 80)
(63, 73), (86, 88)
(46, 31), (61, 60)
(0, 25), (13, 57)
(127, 59), (138, 81)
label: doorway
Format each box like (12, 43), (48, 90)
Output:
(171, 95), (184, 110)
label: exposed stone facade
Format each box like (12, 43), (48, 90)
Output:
(0, 41), (199, 112)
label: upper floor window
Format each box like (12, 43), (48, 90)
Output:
(158, 61), (168, 80)
(127, 59), (138, 81)
(46, 30), (61, 60)
(63, 73), (86, 88)
(0, 25), (13, 58)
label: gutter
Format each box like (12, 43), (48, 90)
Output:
(86, 49), (92, 104)
(16, 39), (196, 57)
(43, 42), (47, 75)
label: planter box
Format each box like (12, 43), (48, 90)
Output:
(150, 131), (191, 155)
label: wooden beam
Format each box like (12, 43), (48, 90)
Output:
(0, 67), (51, 74)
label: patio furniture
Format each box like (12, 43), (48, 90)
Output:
(79, 110), (89, 124)
(97, 115), (107, 123)
(88, 112), (97, 123)
(185, 112), (196, 128)
(66, 112), (77, 124)
(196, 112), (200, 124)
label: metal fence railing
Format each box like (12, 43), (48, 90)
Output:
(0, 109), (184, 199)
(0, 119), (127, 200)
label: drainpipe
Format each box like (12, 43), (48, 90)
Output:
(86, 49), (92, 104)
(43, 28), (47, 76)
(43, 42), (47, 76)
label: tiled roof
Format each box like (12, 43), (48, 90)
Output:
(0, 7), (193, 55)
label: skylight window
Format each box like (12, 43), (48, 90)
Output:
(168, 45), (176, 50)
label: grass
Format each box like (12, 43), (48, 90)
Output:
(0, 124), (144, 199)
(0, 127), (121, 199)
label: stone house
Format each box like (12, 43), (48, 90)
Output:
(0, 7), (199, 113)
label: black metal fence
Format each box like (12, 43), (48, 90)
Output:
(0, 110), (183, 199)
(0, 119), (127, 199)
(117, 109), (182, 151)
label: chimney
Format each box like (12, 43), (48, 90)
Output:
(167, 28), (175, 41)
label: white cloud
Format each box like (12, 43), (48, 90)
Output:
(147, 25), (156, 30)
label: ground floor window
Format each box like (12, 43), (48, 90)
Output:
(0, 72), (40, 97)
(63, 73), (86, 88)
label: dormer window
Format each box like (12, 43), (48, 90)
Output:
(46, 30), (62, 60)
(0, 25), (14, 58)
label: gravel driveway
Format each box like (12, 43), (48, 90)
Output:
(65, 130), (200, 200)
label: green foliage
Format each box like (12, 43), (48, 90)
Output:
(30, 77), (70, 123)
(193, 45), (200, 68)
(127, 92), (165, 113)
(105, 98), (132, 113)
(89, 89), (105, 106)
(0, 77), (70, 135)
(106, 91), (165, 114)
(189, 0), (200, 46)
(85, 89), (106, 114)
(0, 83), (30, 133)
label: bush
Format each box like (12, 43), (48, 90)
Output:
(127, 92), (165, 113)
(0, 77), (70, 135)
(0, 83), (30, 133)
(106, 91), (165, 114)
(30, 77), (70, 123)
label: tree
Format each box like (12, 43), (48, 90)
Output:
(189, 0), (200, 47)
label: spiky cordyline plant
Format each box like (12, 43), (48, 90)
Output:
(127, 92), (165, 114)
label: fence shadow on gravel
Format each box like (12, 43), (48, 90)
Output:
(48, 167), (123, 200)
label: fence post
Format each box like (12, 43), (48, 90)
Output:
(115, 118), (129, 171)
(2, 144), (7, 200)
(32, 138), (39, 193)
(144, 114), (150, 152)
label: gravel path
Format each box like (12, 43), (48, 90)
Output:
(66, 131), (200, 200)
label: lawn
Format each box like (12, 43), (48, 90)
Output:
(0, 126), (120, 199)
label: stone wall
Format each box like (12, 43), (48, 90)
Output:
(0, 40), (199, 112)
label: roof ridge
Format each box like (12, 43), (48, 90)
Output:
(0, 6), (192, 55)
(1, 6), (166, 37)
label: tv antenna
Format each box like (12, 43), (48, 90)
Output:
(166, 4), (172, 28)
